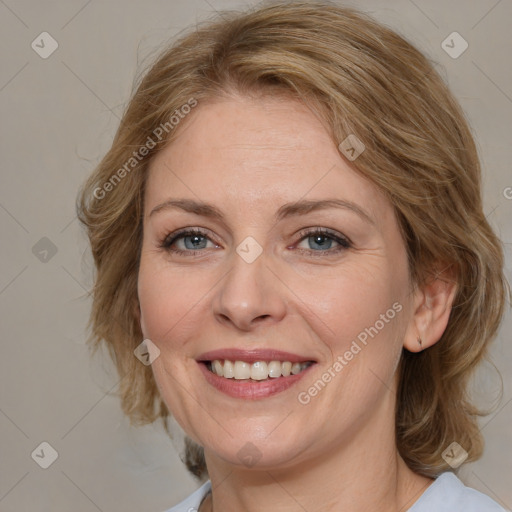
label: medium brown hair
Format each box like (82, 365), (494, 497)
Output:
(77, 1), (509, 480)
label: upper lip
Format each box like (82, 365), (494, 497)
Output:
(197, 348), (316, 364)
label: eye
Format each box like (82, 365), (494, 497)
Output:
(160, 228), (219, 254)
(295, 228), (351, 254)
(178, 233), (210, 250)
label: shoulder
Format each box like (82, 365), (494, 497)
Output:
(162, 481), (212, 512)
(409, 472), (507, 512)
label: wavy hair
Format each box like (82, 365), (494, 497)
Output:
(77, 1), (509, 480)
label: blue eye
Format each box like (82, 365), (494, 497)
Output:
(161, 229), (217, 253)
(160, 227), (351, 257)
(306, 234), (335, 250)
(296, 229), (351, 254)
(181, 234), (209, 250)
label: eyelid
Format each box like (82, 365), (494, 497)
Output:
(158, 226), (351, 256)
(294, 227), (352, 247)
(160, 227), (221, 250)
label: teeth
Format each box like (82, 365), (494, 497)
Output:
(208, 359), (313, 380)
(234, 361), (251, 379)
(251, 361), (268, 380)
(291, 362), (302, 375)
(213, 360), (223, 377)
(223, 360), (234, 378)
(267, 361), (282, 378)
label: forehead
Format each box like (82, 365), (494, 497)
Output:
(145, 94), (389, 224)
(152, 94), (332, 168)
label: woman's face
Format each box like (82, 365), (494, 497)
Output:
(138, 94), (417, 469)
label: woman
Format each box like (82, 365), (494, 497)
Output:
(77, 2), (510, 511)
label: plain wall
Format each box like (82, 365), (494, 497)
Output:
(0, 0), (511, 510)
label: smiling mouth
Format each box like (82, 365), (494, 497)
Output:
(204, 359), (315, 381)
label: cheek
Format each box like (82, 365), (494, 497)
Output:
(150, 360), (204, 446)
(137, 256), (210, 343)
(289, 259), (405, 349)
(150, 357), (185, 416)
(292, 265), (407, 413)
(140, 277), (208, 440)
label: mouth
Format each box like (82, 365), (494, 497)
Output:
(204, 359), (315, 381)
(196, 349), (317, 399)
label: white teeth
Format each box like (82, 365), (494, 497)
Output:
(234, 361), (251, 379)
(267, 361), (282, 378)
(209, 359), (312, 380)
(213, 360), (223, 377)
(291, 362), (302, 375)
(251, 361), (268, 380)
(223, 360), (234, 378)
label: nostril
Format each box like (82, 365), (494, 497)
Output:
(254, 314), (271, 322)
(215, 312), (270, 327)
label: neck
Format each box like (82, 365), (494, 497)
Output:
(201, 392), (433, 512)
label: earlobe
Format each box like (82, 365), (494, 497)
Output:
(404, 263), (458, 353)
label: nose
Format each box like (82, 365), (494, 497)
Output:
(212, 250), (286, 332)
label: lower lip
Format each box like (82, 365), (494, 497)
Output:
(198, 362), (315, 399)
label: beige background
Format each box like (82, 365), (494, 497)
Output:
(0, 0), (511, 510)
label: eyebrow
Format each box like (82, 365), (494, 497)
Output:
(150, 199), (225, 220)
(149, 198), (375, 225)
(276, 199), (375, 225)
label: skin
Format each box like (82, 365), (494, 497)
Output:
(137, 93), (457, 512)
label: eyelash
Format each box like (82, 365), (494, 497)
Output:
(295, 227), (352, 255)
(159, 227), (352, 257)
(159, 228), (217, 256)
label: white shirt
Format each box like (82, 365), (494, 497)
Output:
(164, 472), (508, 511)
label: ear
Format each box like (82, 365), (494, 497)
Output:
(403, 262), (458, 352)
